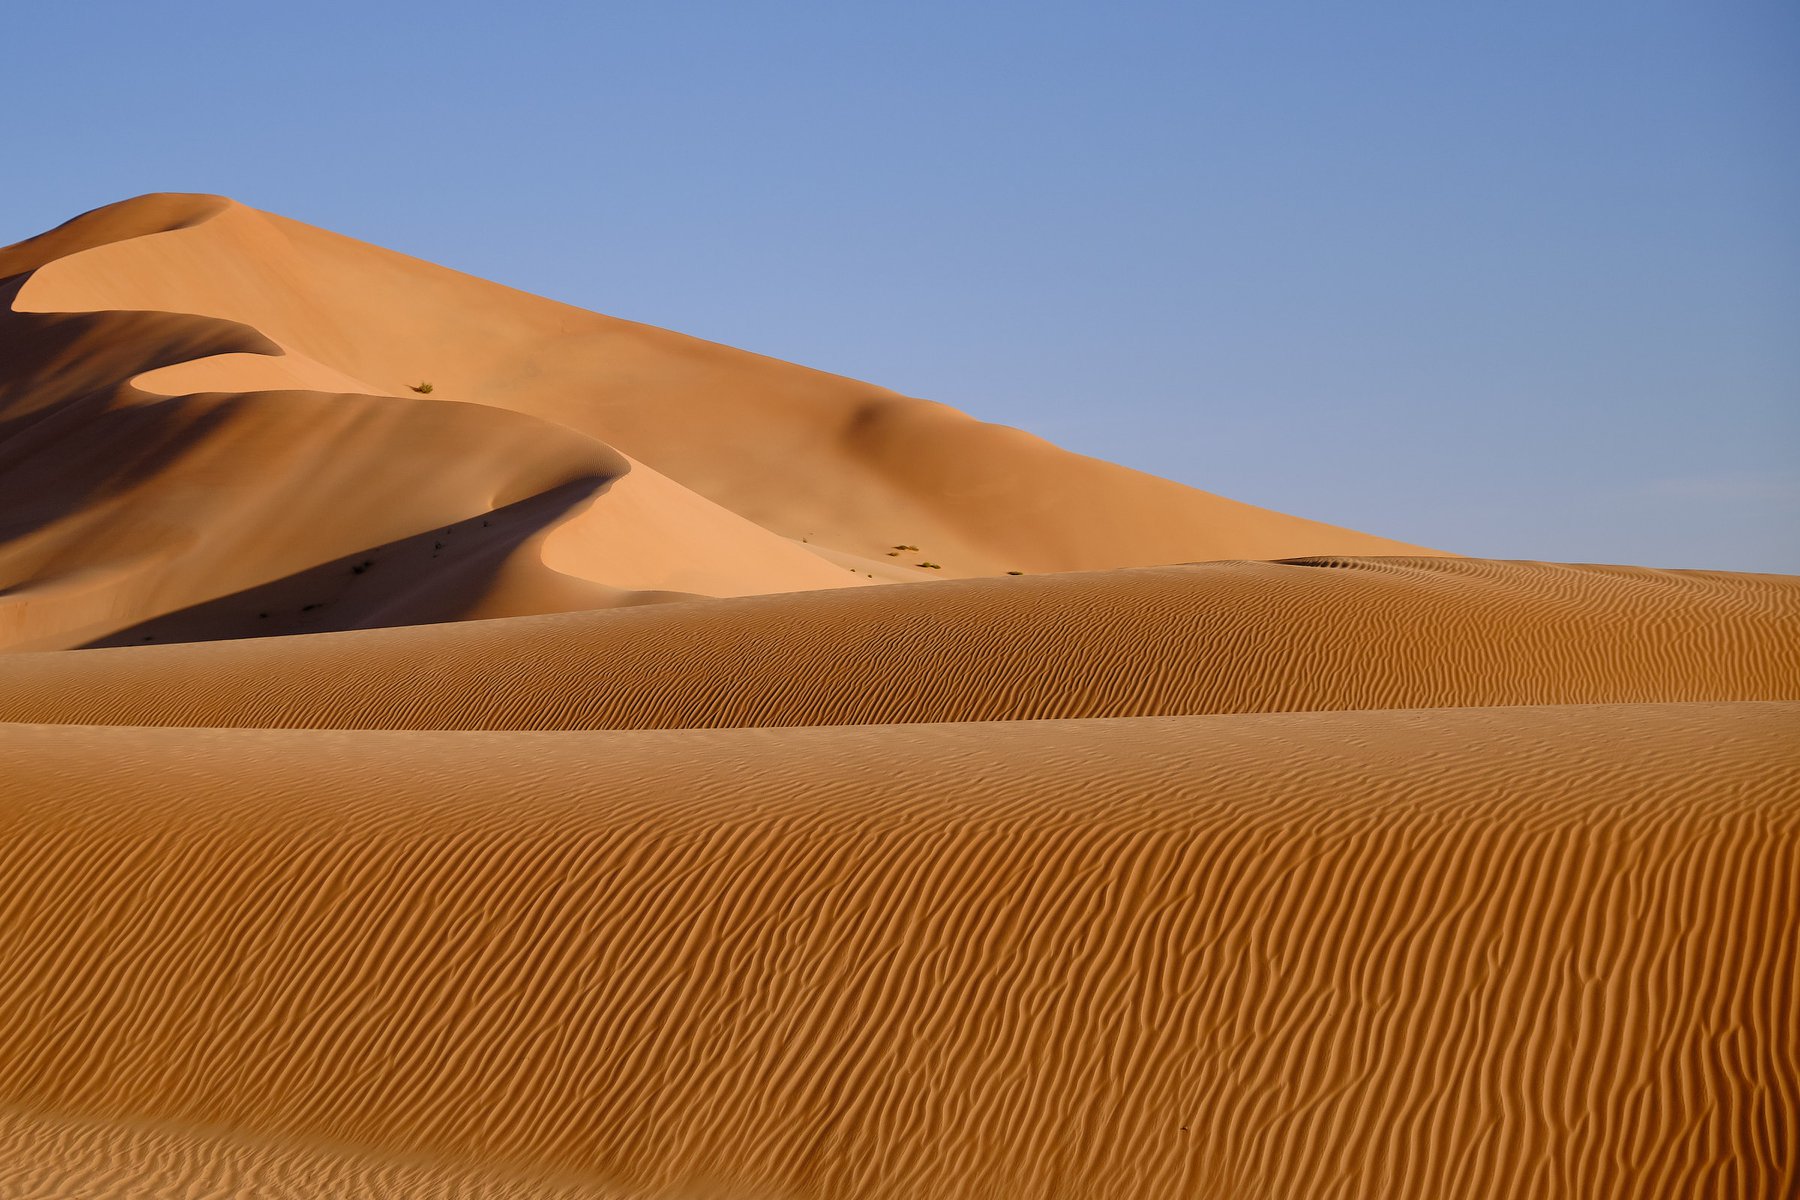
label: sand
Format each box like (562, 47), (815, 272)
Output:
(0, 193), (1425, 653)
(1, 196), (1796, 1198)
(3, 706), (1796, 1199)
(0, 556), (1793, 730)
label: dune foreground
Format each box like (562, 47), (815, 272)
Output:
(1, 197), (1797, 1198)
(1, 707), (1797, 1200)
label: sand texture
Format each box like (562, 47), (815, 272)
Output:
(2, 706), (1797, 1199)
(2, 196), (1797, 1198)
(0, 556), (1794, 731)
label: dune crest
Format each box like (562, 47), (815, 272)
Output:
(1, 193), (1429, 650)
(0, 555), (1790, 729)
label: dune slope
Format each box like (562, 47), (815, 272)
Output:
(0, 193), (1429, 650)
(0, 555), (1792, 730)
(2, 704), (1797, 1199)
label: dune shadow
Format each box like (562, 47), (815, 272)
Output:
(84, 476), (610, 648)
(1271, 556), (1362, 569)
(0, 283), (285, 560)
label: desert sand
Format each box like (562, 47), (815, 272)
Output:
(0, 195), (1795, 1198)
(0, 194), (1421, 653)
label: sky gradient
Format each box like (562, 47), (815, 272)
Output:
(7, 1), (1796, 570)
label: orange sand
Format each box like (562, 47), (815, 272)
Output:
(1, 196), (1796, 1199)
(0, 556), (1793, 730)
(3, 706), (1796, 1199)
(0, 194), (1424, 653)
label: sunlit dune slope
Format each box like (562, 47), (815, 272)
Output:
(2, 704), (1795, 1199)
(0, 192), (1430, 651)
(0, 197), (856, 652)
(1, 555), (1791, 730)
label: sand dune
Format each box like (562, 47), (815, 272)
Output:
(1, 704), (1795, 1199)
(0, 556), (1791, 730)
(2, 195), (1796, 1198)
(0, 193), (1427, 651)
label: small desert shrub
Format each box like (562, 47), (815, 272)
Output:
(411, 381), (435, 394)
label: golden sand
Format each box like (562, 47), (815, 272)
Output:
(1, 196), (1795, 1198)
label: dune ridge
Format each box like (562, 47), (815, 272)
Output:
(0, 193), (1431, 651)
(0, 555), (1791, 731)
(0, 210), (871, 651)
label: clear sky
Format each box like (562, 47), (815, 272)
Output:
(6, 1), (1796, 571)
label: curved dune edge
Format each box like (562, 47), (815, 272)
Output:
(0, 371), (648, 651)
(0, 193), (231, 282)
(116, 330), (878, 608)
(0, 295), (868, 652)
(8, 193), (1435, 584)
(131, 350), (390, 398)
(2, 703), (1796, 1199)
(0, 197), (870, 652)
(2, 556), (1793, 729)
(0, 193), (1438, 652)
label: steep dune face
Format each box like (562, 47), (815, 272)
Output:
(0, 193), (1428, 653)
(1, 705), (1795, 1199)
(0, 196), (895, 651)
(0, 556), (1791, 730)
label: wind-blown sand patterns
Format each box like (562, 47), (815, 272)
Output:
(1, 705), (1795, 1197)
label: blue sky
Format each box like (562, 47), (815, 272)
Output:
(6, 1), (1796, 570)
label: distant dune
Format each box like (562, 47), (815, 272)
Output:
(0, 193), (1423, 652)
(1, 197), (1795, 1198)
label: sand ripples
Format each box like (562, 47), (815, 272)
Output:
(0, 557), (1792, 731)
(1, 705), (1796, 1198)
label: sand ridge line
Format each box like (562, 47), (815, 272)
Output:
(0, 556), (1791, 729)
